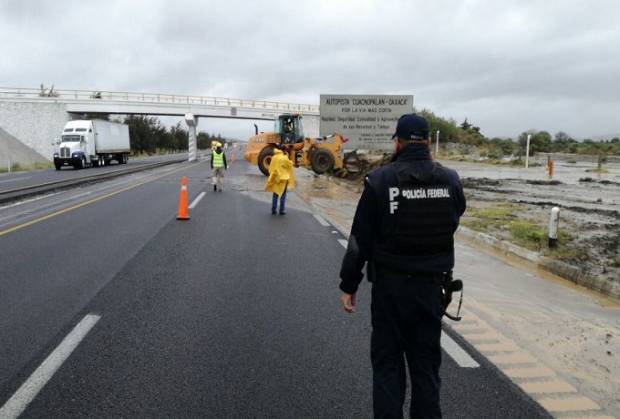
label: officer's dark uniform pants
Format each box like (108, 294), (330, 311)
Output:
(371, 275), (443, 419)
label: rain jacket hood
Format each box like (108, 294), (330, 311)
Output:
(265, 149), (295, 196)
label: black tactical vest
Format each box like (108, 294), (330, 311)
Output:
(374, 161), (456, 272)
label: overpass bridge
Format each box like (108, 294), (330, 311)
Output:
(0, 87), (320, 163)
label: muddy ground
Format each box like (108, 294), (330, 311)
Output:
(449, 158), (620, 287)
(321, 156), (620, 288)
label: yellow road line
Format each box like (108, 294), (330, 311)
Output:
(0, 163), (194, 238)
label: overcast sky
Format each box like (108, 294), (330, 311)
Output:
(1, 0), (619, 139)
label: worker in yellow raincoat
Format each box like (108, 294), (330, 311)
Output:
(265, 146), (295, 215)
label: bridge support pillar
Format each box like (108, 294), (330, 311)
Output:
(184, 113), (198, 162)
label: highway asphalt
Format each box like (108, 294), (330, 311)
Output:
(0, 154), (186, 194)
(0, 160), (550, 418)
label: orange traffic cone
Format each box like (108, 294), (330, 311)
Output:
(176, 176), (190, 220)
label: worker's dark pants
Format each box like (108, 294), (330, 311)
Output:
(371, 275), (443, 419)
(271, 183), (288, 214)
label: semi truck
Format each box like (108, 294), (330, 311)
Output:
(53, 120), (131, 170)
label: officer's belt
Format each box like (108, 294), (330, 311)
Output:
(374, 265), (444, 284)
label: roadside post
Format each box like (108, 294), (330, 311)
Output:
(597, 151), (605, 172)
(547, 156), (554, 178)
(548, 206), (560, 248)
(435, 130), (440, 158)
(525, 134), (531, 168)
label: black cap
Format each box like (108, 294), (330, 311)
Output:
(392, 113), (430, 141)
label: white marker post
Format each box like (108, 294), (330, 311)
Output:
(435, 130), (440, 158)
(548, 206), (560, 248)
(525, 134), (531, 168)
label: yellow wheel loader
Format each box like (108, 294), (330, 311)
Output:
(244, 114), (345, 176)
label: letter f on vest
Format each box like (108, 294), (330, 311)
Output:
(389, 187), (400, 214)
(390, 201), (399, 214)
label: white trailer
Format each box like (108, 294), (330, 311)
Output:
(53, 120), (131, 170)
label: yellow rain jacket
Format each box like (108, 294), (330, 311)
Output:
(265, 149), (295, 197)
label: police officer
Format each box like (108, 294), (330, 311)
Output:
(339, 113), (466, 419)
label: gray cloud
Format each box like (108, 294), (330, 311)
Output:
(1, 0), (619, 139)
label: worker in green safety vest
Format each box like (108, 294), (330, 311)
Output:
(211, 144), (228, 192)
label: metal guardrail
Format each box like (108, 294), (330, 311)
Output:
(0, 157), (186, 204)
(0, 87), (320, 113)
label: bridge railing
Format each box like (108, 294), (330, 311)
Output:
(0, 87), (319, 113)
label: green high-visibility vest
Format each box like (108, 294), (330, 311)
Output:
(213, 151), (224, 168)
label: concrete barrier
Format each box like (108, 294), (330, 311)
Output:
(0, 101), (70, 161)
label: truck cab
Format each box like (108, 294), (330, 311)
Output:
(274, 114), (304, 144)
(53, 119), (130, 170)
(53, 121), (95, 170)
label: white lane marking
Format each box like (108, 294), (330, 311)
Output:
(68, 191), (93, 200)
(312, 213), (330, 227)
(441, 331), (480, 368)
(0, 314), (101, 418)
(338, 239), (348, 249)
(0, 176), (32, 184)
(0, 192), (60, 211)
(0, 191), (93, 226)
(188, 191), (206, 209)
(0, 160), (184, 211)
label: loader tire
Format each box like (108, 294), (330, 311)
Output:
(258, 146), (275, 176)
(310, 149), (334, 174)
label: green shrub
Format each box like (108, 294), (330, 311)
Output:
(508, 220), (546, 250)
(487, 148), (503, 160)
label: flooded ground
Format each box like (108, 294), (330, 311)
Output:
(446, 158), (619, 287)
(306, 155), (620, 288)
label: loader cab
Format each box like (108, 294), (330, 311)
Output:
(275, 114), (304, 144)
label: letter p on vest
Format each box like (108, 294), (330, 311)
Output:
(389, 187), (400, 201)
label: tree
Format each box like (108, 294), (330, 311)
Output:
(197, 132), (211, 149)
(554, 131), (573, 143)
(169, 122), (188, 150)
(460, 118), (472, 131)
(551, 131), (576, 152)
(489, 137), (517, 156)
(122, 115), (231, 154)
(418, 109), (460, 143)
(518, 130), (552, 155)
